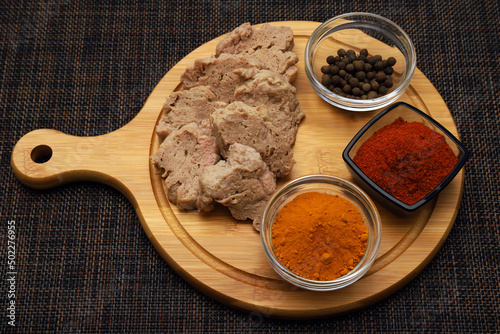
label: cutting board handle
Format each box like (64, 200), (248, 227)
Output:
(10, 128), (146, 191)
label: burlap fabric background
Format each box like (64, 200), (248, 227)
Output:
(1, 0), (498, 332)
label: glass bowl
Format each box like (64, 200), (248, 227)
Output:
(305, 12), (416, 112)
(343, 102), (470, 215)
(260, 174), (382, 291)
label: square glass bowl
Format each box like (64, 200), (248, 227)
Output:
(343, 102), (469, 214)
(305, 12), (416, 112)
(260, 174), (382, 291)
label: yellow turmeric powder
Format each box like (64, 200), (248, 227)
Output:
(271, 191), (368, 281)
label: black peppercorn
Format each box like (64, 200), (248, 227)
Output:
(360, 49), (368, 57)
(352, 87), (362, 96)
(356, 71), (366, 81)
(384, 66), (394, 75)
(329, 65), (340, 75)
(322, 74), (332, 86)
(387, 57), (397, 66)
(337, 49), (346, 57)
(339, 69), (347, 78)
(327, 55), (336, 65)
(321, 65), (330, 74)
(354, 60), (364, 72)
(378, 86), (388, 95)
(349, 77), (359, 87)
(362, 83), (371, 93)
(331, 75), (341, 86)
(375, 71), (387, 82)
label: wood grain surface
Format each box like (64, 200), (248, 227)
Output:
(11, 21), (465, 319)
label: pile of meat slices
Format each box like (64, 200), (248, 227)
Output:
(151, 23), (304, 231)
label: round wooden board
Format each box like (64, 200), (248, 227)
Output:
(11, 21), (465, 319)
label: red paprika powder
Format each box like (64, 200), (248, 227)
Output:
(353, 117), (458, 205)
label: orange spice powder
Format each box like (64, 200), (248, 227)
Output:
(271, 192), (368, 281)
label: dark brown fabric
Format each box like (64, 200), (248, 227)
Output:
(1, 0), (499, 332)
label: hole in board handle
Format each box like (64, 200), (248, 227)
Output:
(31, 145), (53, 164)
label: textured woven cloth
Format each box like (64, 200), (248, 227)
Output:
(1, 0), (499, 332)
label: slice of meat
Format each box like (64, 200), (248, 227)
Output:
(180, 53), (261, 103)
(234, 70), (305, 145)
(151, 123), (220, 210)
(156, 86), (227, 142)
(197, 143), (276, 231)
(216, 22), (295, 54)
(215, 23), (298, 83)
(211, 101), (295, 178)
(245, 48), (298, 84)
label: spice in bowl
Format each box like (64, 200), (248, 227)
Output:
(261, 175), (381, 291)
(271, 191), (368, 281)
(343, 102), (469, 214)
(352, 117), (458, 205)
(304, 13), (416, 112)
(320, 48), (397, 100)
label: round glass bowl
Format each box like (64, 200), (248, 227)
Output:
(305, 12), (416, 112)
(260, 174), (382, 291)
(343, 102), (470, 215)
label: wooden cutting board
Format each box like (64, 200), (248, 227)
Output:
(11, 21), (465, 319)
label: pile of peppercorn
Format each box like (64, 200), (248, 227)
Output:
(320, 49), (397, 100)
